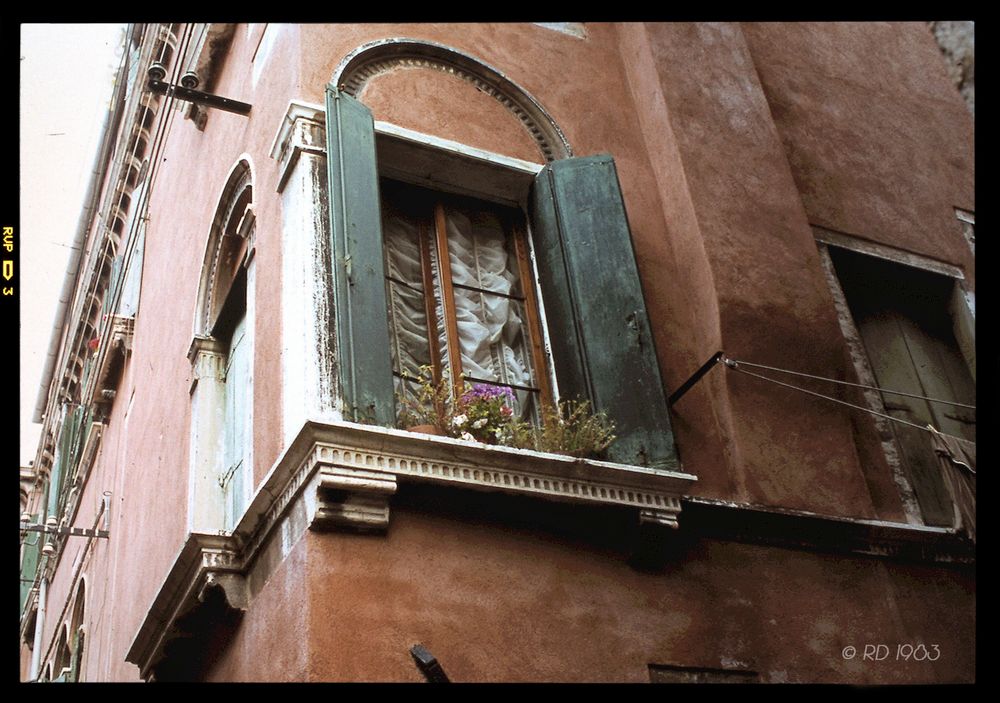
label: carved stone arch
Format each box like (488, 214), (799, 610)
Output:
(195, 158), (255, 336)
(333, 38), (573, 162)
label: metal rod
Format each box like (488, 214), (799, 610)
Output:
(726, 362), (970, 443)
(668, 351), (724, 407)
(20, 523), (110, 540)
(462, 375), (541, 394)
(148, 79), (252, 116)
(451, 280), (526, 302)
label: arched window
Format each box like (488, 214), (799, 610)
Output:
(69, 582), (86, 681)
(321, 40), (677, 468)
(52, 625), (71, 681)
(190, 160), (255, 532)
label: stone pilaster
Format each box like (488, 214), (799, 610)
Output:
(270, 101), (342, 447)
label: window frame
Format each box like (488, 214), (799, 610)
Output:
(188, 159), (256, 534)
(324, 89), (679, 469)
(814, 227), (975, 527)
(380, 176), (555, 418)
(372, 120), (559, 419)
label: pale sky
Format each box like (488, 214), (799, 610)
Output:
(20, 24), (126, 466)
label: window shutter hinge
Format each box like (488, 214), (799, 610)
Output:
(626, 311), (643, 349)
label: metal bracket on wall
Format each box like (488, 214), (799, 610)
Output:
(410, 644), (451, 683)
(20, 493), (112, 541)
(147, 78), (251, 116)
(20, 523), (109, 540)
(668, 351), (725, 407)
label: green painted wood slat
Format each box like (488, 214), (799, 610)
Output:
(530, 155), (678, 469)
(325, 86), (396, 426)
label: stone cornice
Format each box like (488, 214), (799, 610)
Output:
(232, 420), (697, 550)
(125, 533), (245, 680)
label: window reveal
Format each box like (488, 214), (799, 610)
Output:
(382, 180), (552, 422)
(829, 247), (975, 527)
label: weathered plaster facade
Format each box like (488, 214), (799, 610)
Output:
(21, 22), (973, 683)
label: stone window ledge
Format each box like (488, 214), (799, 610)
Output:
(237, 420), (697, 542)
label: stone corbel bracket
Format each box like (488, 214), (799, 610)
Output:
(125, 533), (246, 681)
(92, 314), (135, 404)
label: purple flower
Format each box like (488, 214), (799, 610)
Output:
(461, 384), (513, 404)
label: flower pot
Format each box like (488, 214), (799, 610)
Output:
(407, 424), (442, 436)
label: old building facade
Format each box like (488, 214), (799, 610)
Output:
(20, 22), (974, 683)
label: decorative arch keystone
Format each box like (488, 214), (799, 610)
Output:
(333, 38), (573, 162)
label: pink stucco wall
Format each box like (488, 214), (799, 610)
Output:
(23, 22), (974, 682)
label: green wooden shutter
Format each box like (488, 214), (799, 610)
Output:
(530, 155), (677, 469)
(325, 86), (395, 425)
(57, 406), (86, 513)
(47, 408), (69, 520)
(20, 517), (40, 615)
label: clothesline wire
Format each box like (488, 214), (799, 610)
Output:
(724, 362), (971, 445)
(724, 357), (976, 410)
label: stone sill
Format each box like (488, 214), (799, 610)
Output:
(233, 419), (697, 547)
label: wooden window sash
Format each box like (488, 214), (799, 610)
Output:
(513, 225), (553, 411)
(388, 190), (551, 415)
(433, 202), (466, 399)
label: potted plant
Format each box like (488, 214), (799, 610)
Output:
(449, 384), (517, 444)
(508, 400), (616, 458)
(396, 366), (453, 436)
(398, 368), (617, 460)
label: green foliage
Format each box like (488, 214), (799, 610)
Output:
(509, 400), (616, 458)
(396, 365), (454, 430)
(398, 369), (616, 458)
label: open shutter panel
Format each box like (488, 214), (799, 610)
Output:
(223, 314), (249, 528)
(325, 85), (396, 426)
(47, 407), (70, 520)
(20, 516), (40, 615)
(119, 221), (145, 317)
(530, 155), (678, 469)
(103, 254), (123, 320)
